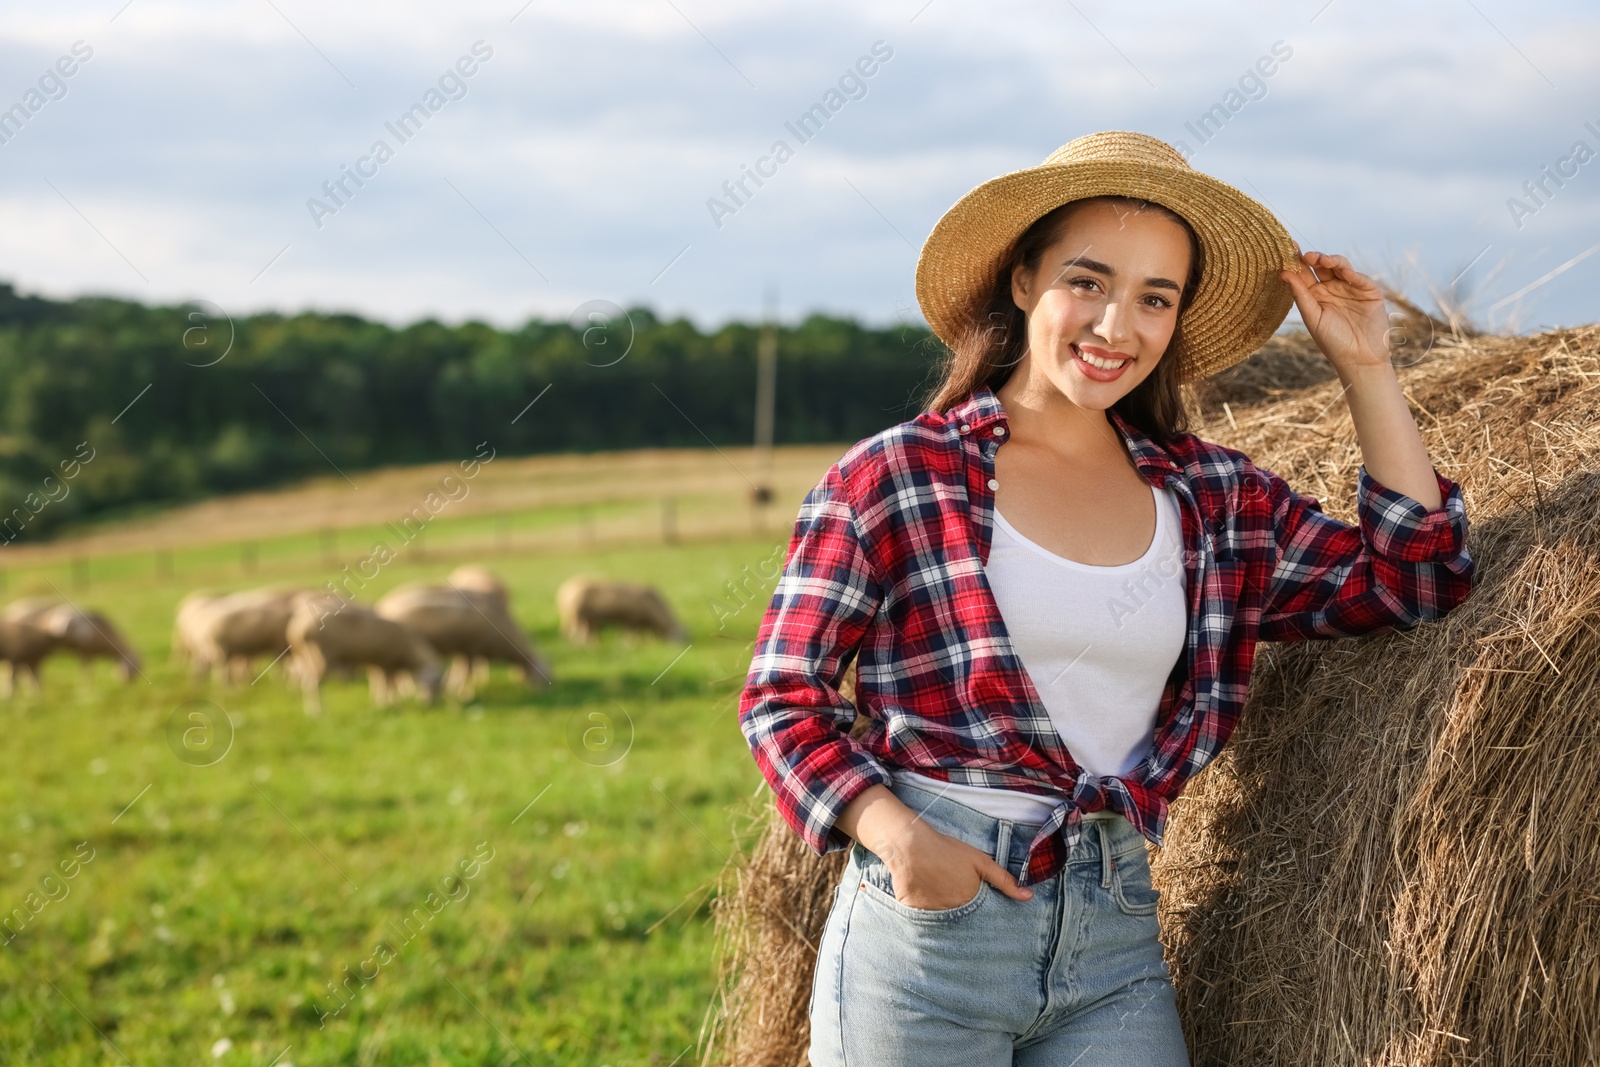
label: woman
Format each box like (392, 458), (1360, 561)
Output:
(738, 131), (1475, 1065)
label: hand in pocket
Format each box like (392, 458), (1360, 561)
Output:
(878, 819), (1030, 911)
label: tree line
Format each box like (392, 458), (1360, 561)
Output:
(0, 283), (940, 542)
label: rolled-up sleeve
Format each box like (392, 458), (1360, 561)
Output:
(738, 464), (893, 856)
(1257, 462), (1475, 642)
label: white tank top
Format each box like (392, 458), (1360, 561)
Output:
(895, 483), (1188, 825)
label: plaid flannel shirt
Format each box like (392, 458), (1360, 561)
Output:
(738, 385), (1475, 886)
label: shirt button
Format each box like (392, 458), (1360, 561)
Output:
(993, 426), (1007, 436)
(959, 424), (971, 434)
(987, 478), (999, 490)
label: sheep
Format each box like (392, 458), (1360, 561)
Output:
(286, 593), (442, 715)
(0, 599), (140, 692)
(374, 582), (551, 699)
(0, 615), (60, 696)
(555, 577), (687, 644)
(38, 604), (141, 682)
(380, 565), (518, 691)
(172, 591), (224, 672)
(2, 597), (61, 626)
(179, 587), (307, 684)
(447, 565), (515, 689)
(445, 564), (511, 614)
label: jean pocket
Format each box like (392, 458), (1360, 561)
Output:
(1110, 851), (1162, 917)
(855, 849), (990, 923)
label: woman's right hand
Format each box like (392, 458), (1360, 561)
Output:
(836, 784), (1034, 910)
(882, 818), (1033, 909)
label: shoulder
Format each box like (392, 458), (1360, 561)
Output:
(1164, 431), (1312, 524)
(1161, 431), (1250, 479)
(1157, 431), (1280, 509)
(824, 408), (965, 503)
(1158, 428), (1240, 467)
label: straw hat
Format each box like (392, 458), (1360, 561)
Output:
(915, 130), (1304, 382)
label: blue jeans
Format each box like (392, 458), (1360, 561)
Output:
(808, 780), (1190, 1066)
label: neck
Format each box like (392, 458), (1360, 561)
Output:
(994, 360), (1126, 461)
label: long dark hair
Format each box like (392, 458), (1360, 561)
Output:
(924, 196), (1204, 443)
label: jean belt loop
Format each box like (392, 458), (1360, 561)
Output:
(993, 819), (1013, 875)
(1098, 820), (1114, 889)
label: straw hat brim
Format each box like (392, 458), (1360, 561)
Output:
(915, 158), (1305, 382)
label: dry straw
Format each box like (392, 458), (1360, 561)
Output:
(701, 313), (1600, 1066)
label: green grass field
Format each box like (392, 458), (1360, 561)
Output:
(0, 494), (799, 1065)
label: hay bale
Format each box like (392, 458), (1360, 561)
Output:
(700, 670), (859, 1067)
(1193, 290), (1469, 418)
(1193, 328), (1336, 412)
(702, 325), (1600, 1067)
(1157, 324), (1600, 1065)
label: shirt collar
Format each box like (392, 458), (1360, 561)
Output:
(949, 385), (1182, 484)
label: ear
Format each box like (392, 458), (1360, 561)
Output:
(1009, 261), (1033, 312)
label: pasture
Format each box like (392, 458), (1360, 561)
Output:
(0, 444), (840, 1066)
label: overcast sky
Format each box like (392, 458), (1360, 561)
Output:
(0, 0), (1595, 334)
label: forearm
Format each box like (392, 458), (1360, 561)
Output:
(1340, 361), (1443, 511)
(835, 783), (919, 857)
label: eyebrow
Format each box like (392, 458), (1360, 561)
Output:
(1059, 254), (1183, 293)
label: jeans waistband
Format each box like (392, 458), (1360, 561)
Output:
(887, 778), (1148, 881)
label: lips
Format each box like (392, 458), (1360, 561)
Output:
(1071, 344), (1132, 382)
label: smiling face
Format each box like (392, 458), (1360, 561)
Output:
(1007, 198), (1194, 412)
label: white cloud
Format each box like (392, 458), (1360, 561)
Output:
(0, 0), (1594, 330)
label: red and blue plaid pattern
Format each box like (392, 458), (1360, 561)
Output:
(739, 385), (1475, 886)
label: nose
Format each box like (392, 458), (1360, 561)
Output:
(1094, 299), (1134, 348)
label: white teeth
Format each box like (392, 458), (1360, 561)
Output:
(1077, 348), (1128, 371)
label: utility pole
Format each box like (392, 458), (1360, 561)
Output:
(751, 284), (778, 513)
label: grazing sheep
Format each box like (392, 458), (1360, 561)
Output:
(179, 587), (307, 683)
(38, 604), (141, 682)
(0, 599), (139, 691)
(446, 564), (511, 614)
(375, 582), (551, 698)
(172, 591), (224, 671)
(447, 565), (515, 689)
(0, 615), (60, 696)
(2, 597), (61, 626)
(286, 594), (442, 715)
(556, 577), (687, 644)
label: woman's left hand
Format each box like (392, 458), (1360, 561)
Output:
(1279, 250), (1392, 378)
